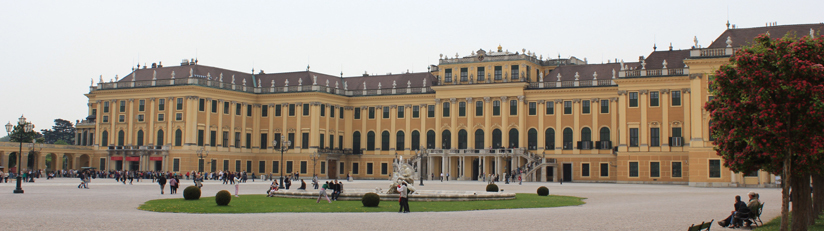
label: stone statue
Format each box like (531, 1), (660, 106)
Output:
(171, 71), (175, 79)
(285, 79), (289, 87)
(335, 81), (339, 89)
(207, 72), (211, 80)
(153, 70), (157, 80)
(387, 161), (417, 194)
(232, 75), (235, 84)
(344, 81), (348, 90)
(299, 78), (303, 86)
(257, 79), (261, 87)
(593, 71), (598, 80)
(271, 80), (275, 87)
(556, 73), (561, 82)
(313, 75), (317, 85)
(363, 81), (366, 89)
(422, 79), (426, 87)
(392, 80), (396, 89)
(219, 73), (223, 82)
(189, 68), (193, 77)
(326, 79), (329, 87)
(378, 82), (382, 89)
(407, 80), (411, 88)
(242, 78), (246, 86)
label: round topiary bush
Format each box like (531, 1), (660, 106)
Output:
(215, 190), (232, 206)
(362, 192), (381, 207)
(486, 183), (499, 192)
(183, 186), (201, 200)
(537, 186), (549, 196)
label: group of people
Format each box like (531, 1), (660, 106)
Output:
(316, 180), (343, 203)
(718, 191), (761, 228)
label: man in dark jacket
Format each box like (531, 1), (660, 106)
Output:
(718, 195), (750, 228)
(157, 175), (167, 194)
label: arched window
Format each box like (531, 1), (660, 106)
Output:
(563, 128), (573, 150)
(492, 129), (502, 148)
(545, 128), (555, 149)
(156, 130), (164, 146)
(599, 127), (610, 141)
(352, 131), (362, 154)
(442, 130), (451, 149)
(458, 129), (467, 149)
(528, 128), (538, 150)
(426, 130), (435, 149)
(118, 130), (125, 146)
(411, 131), (420, 150)
(367, 131), (376, 151)
(136, 130), (144, 146)
(508, 128), (519, 148)
(581, 128), (592, 141)
(101, 130), (109, 147)
(474, 129), (484, 149)
(381, 131), (390, 150)
(396, 131), (405, 150)
(174, 129), (182, 146)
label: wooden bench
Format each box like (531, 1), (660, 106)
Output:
(687, 219), (713, 231)
(742, 202), (765, 227)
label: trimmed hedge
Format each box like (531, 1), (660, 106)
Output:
(362, 192), (381, 207)
(183, 186), (201, 200)
(486, 183), (499, 192)
(537, 186), (549, 196)
(215, 190), (232, 206)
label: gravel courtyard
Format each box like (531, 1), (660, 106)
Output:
(0, 178), (779, 230)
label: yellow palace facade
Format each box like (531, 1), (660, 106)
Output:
(8, 23), (820, 187)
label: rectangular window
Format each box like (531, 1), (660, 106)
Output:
(173, 159), (180, 172)
(119, 115), (125, 122)
(650, 91), (659, 107)
(288, 133), (295, 149)
(300, 161), (307, 174)
(289, 104), (296, 116)
(104, 101), (110, 113)
(600, 100), (609, 113)
(709, 160), (721, 178)
(139, 100), (145, 111)
(236, 103), (242, 115)
(629, 128), (639, 147)
(352, 162), (359, 174)
(629, 92), (638, 107)
(444, 68), (452, 83)
(650, 128), (660, 147)
(320, 161), (326, 174)
(672, 162), (682, 177)
(477, 67), (485, 81)
(330, 105), (335, 118)
(427, 105), (435, 117)
(222, 131), (229, 147)
(272, 161), (279, 173)
(247, 105), (252, 117)
(235, 132), (241, 148)
(459, 102), (466, 117)
(650, 162), (660, 177)
(261, 105), (268, 117)
(102, 116), (109, 123)
(197, 130), (204, 146)
(629, 162), (639, 177)
(367, 163), (374, 174)
(246, 161), (252, 173)
(100, 158), (106, 170)
(120, 100), (126, 112)
(302, 133), (309, 149)
(475, 101), (483, 116)
(369, 107), (375, 119)
(511, 65), (519, 80)
(137, 114), (144, 122)
(260, 133), (268, 149)
(302, 103), (309, 116)
(672, 127), (682, 139)
(383, 106), (390, 119)
(528, 102), (536, 115)
(381, 163), (388, 175)
(319, 134), (324, 149)
(509, 100), (517, 115)
(175, 113), (182, 121)
(286, 161), (293, 174)
(176, 98), (183, 110)
(354, 107), (361, 119)
(600, 163), (609, 177)
(210, 130), (217, 147)
(582, 163), (590, 177)
(493, 101), (500, 116)
(275, 104), (282, 116)
(339, 107), (344, 119)
(443, 103), (450, 117)
(671, 91), (682, 106)
(413, 106), (419, 118)
(398, 106), (404, 118)
(236, 160), (241, 172)
(460, 68), (468, 82)
(546, 102), (554, 115)
(494, 66), (502, 80)
(224, 102), (229, 114)
(198, 99), (205, 111)
(245, 133), (252, 149)
(158, 99), (165, 111)
(259, 161), (266, 174)
(211, 100), (217, 113)
(320, 104), (326, 117)
(582, 100), (590, 114)
(564, 101), (572, 114)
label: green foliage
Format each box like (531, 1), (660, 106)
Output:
(8, 121), (37, 143)
(139, 193), (585, 213)
(41, 119), (75, 144)
(361, 192), (380, 207)
(486, 183), (499, 192)
(215, 190), (232, 206)
(0, 136), (9, 142)
(183, 186), (201, 200)
(537, 186), (549, 196)
(54, 140), (69, 145)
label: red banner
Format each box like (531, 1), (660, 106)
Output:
(110, 156), (123, 161)
(149, 156), (163, 161)
(125, 157), (140, 162)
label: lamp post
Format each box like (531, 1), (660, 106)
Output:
(309, 151), (319, 178)
(415, 146), (427, 186)
(273, 135), (291, 189)
(5, 115), (34, 194)
(196, 147), (208, 173)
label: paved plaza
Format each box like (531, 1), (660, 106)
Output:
(0, 177), (780, 230)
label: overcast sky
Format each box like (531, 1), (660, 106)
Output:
(1, 0), (822, 131)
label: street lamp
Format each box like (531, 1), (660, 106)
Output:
(415, 146), (428, 186)
(5, 115), (34, 194)
(196, 147), (208, 173)
(309, 151), (320, 178)
(273, 135), (291, 189)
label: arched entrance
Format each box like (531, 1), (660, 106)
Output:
(26, 151), (37, 170)
(45, 153), (57, 171)
(8, 152), (18, 170)
(62, 154), (73, 170)
(79, 154), (90, 168)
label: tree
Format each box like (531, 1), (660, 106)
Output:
(706, 33), (824, 231)
(41, 119), (75, 144)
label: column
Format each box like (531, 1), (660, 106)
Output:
(205, 98), (213, 146)
(127, 99), (134, 145)
(617, 91), (628, 152)
(688, 74), (703, 146)
(310, 102), (320, 149)
(419, 104), (427, 149)
(217, 100), (225, 147)
(484, 97), (491, 149)
(375, 105), (383, 152)
(360, 106), (367, 152)
(573, 99), (580, 154)
(434, 99), (441, 149)
(148, 98), (156, 145)
(390, 105), (397, 152)
(639, 90), (648, 151)
(110, 100), (116, 147)
(95, 100), (102, 146)
(242, 102), (249, 148)
(591, 98), (599, 154)
(449, 98), (457, 150)
(166, 97), (174, 146)
(344, 106), (354, 150)
(610, 98), (618, 149)
(554, 100), (562, 154)
(661, 90), (670, 149)
(537, 100), (545, 153)
(404, 105), (411, 153)
(518, 96), (525, 148)
(500, 96), (509, 148)
(466, 98), (474, 150)
(682, 88), (692, 147)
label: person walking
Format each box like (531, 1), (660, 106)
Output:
(440, 172), (443, 182)
(317, 181), (331, 203)
(169, 177), (178, 194)
(157, 175), (167, 194)
(398, 182), (410, 213)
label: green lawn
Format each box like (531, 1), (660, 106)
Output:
(138, 193), (585, 213)
(756, 213), (824, 230)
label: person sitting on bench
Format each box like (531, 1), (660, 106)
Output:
(718, 194), (754, 228)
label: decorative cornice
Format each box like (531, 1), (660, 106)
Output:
(573, 98), (581, 103)
(661, 89), (671, 94)
(500, 96), (508, 101)
(311, 102), (321, 106)
(617, 90), (627, 95)
(404, 104), (412, 108)
(689, 73), (702, 79)
(537, 100), (545, 104)
(639, 90), (649, 94)
(465, 97), (473, 103)
(517, 95), (524, 102)
(610, 97), (618, 102)
(434, 98), (441, 104)
(554, 99), (563, 103)
(483, 96), (490, 103)
(344, 106), (354, 110)
(450, 98), (456, 104)
(591, 98), (600, 102)
(218, 99), (224, 102)
(681, 88), (691, 93)
(390, 105), (397, 109)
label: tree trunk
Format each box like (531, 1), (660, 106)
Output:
(780, 155), (791, 231)
(792, 173), (812, 230)
(814, 173), (824, 217)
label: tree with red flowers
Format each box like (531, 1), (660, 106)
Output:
(706, 33), (824, 231)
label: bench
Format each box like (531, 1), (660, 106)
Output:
(687, 219), (713, 231)
(742, 202), (764, 227)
